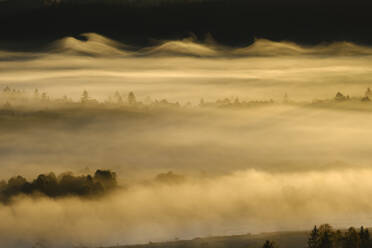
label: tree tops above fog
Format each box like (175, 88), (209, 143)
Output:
(2, 86), (372, 113)
(0, 169), (117, 203)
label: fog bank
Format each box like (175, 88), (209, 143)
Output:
(1, 34), (372, 247)
(1, 169), (372, 247)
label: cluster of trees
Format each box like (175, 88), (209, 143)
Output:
(0, 87), (59, 109)
(307, 224), (371, 248)
(261, 224), (371, 248)
(0, 169), (117, 203)
(200, 97), (275, 109)
(262, 240), (277, 248)
(154, 171), (186, 185)
(0, 87), (185, 110)
(334, 88), (372, 102)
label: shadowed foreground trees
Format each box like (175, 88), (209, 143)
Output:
(262, 240), (276, 248)
(308, 224), (372, 248)
(0, 169), (117, 203)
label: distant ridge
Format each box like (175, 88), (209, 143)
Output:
(45, 33), (372, 57)
(104, 230), (309, 248)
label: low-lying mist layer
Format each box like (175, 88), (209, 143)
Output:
(3, 33), (372, 103)
(1, 90), (372, 179)
(1, 35), (372, 247)
(1, 169), (372, 248)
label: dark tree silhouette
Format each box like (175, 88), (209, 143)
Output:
(343, 227), (360, 248)
(359, 226), (371, 248)
(0, 170), (117, 203)
(81, 90), (89, 103)
(308, 226), (320, 248)
(262, 240), (276, 248)
(318, 224), (334, 248)
(128, 91), (137, 105)
(307, 224), (372, 248)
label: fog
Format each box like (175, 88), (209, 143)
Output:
(2, 33), (372, 102)
(2, 170), (372, 248)
(1, 33), (372, 247)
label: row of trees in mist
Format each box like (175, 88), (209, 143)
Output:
(307, 224), (372, 248)
(0, 86), (276, 110)
(2, 86), (372, 112)
(0, 86), (185, 109)
(263, 224), (371, 248)
(0, 169), (117, 203)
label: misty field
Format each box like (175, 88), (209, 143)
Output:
(2, 34), (372, 248)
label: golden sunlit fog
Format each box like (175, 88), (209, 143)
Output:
(1, 33), (372, 248)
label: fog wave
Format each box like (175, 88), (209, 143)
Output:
(51, 34), (372, 57)
(4, 33), (372, 58)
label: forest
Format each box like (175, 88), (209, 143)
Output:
(0, 169), (117, 203)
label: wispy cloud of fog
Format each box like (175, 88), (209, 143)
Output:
(50, 33), (132, 56)
(2, 34), (372, 102)
(1, 169), (372, 248)
(1, 105), (372, 179)
(46, 33), (372, 57)
(6, 33), (372, 58)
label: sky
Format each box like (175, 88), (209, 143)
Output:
(1, 0), (372, 46)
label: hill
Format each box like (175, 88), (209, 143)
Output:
(105, 231), (309, 248)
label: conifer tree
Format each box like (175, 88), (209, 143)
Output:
(308, 226), (320, 248)
(262, 240), (276, 248)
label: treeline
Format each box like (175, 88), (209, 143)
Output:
(307, 224), (372, 248)
(0, 169), (117, 203)
(263, 224), (372, 248)
(2, 86), (372, 113)
(0, 86), (276, 110)
(0, 87), (184, 110)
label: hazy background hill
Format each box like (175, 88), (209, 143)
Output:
(106, 231), (309, 248)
